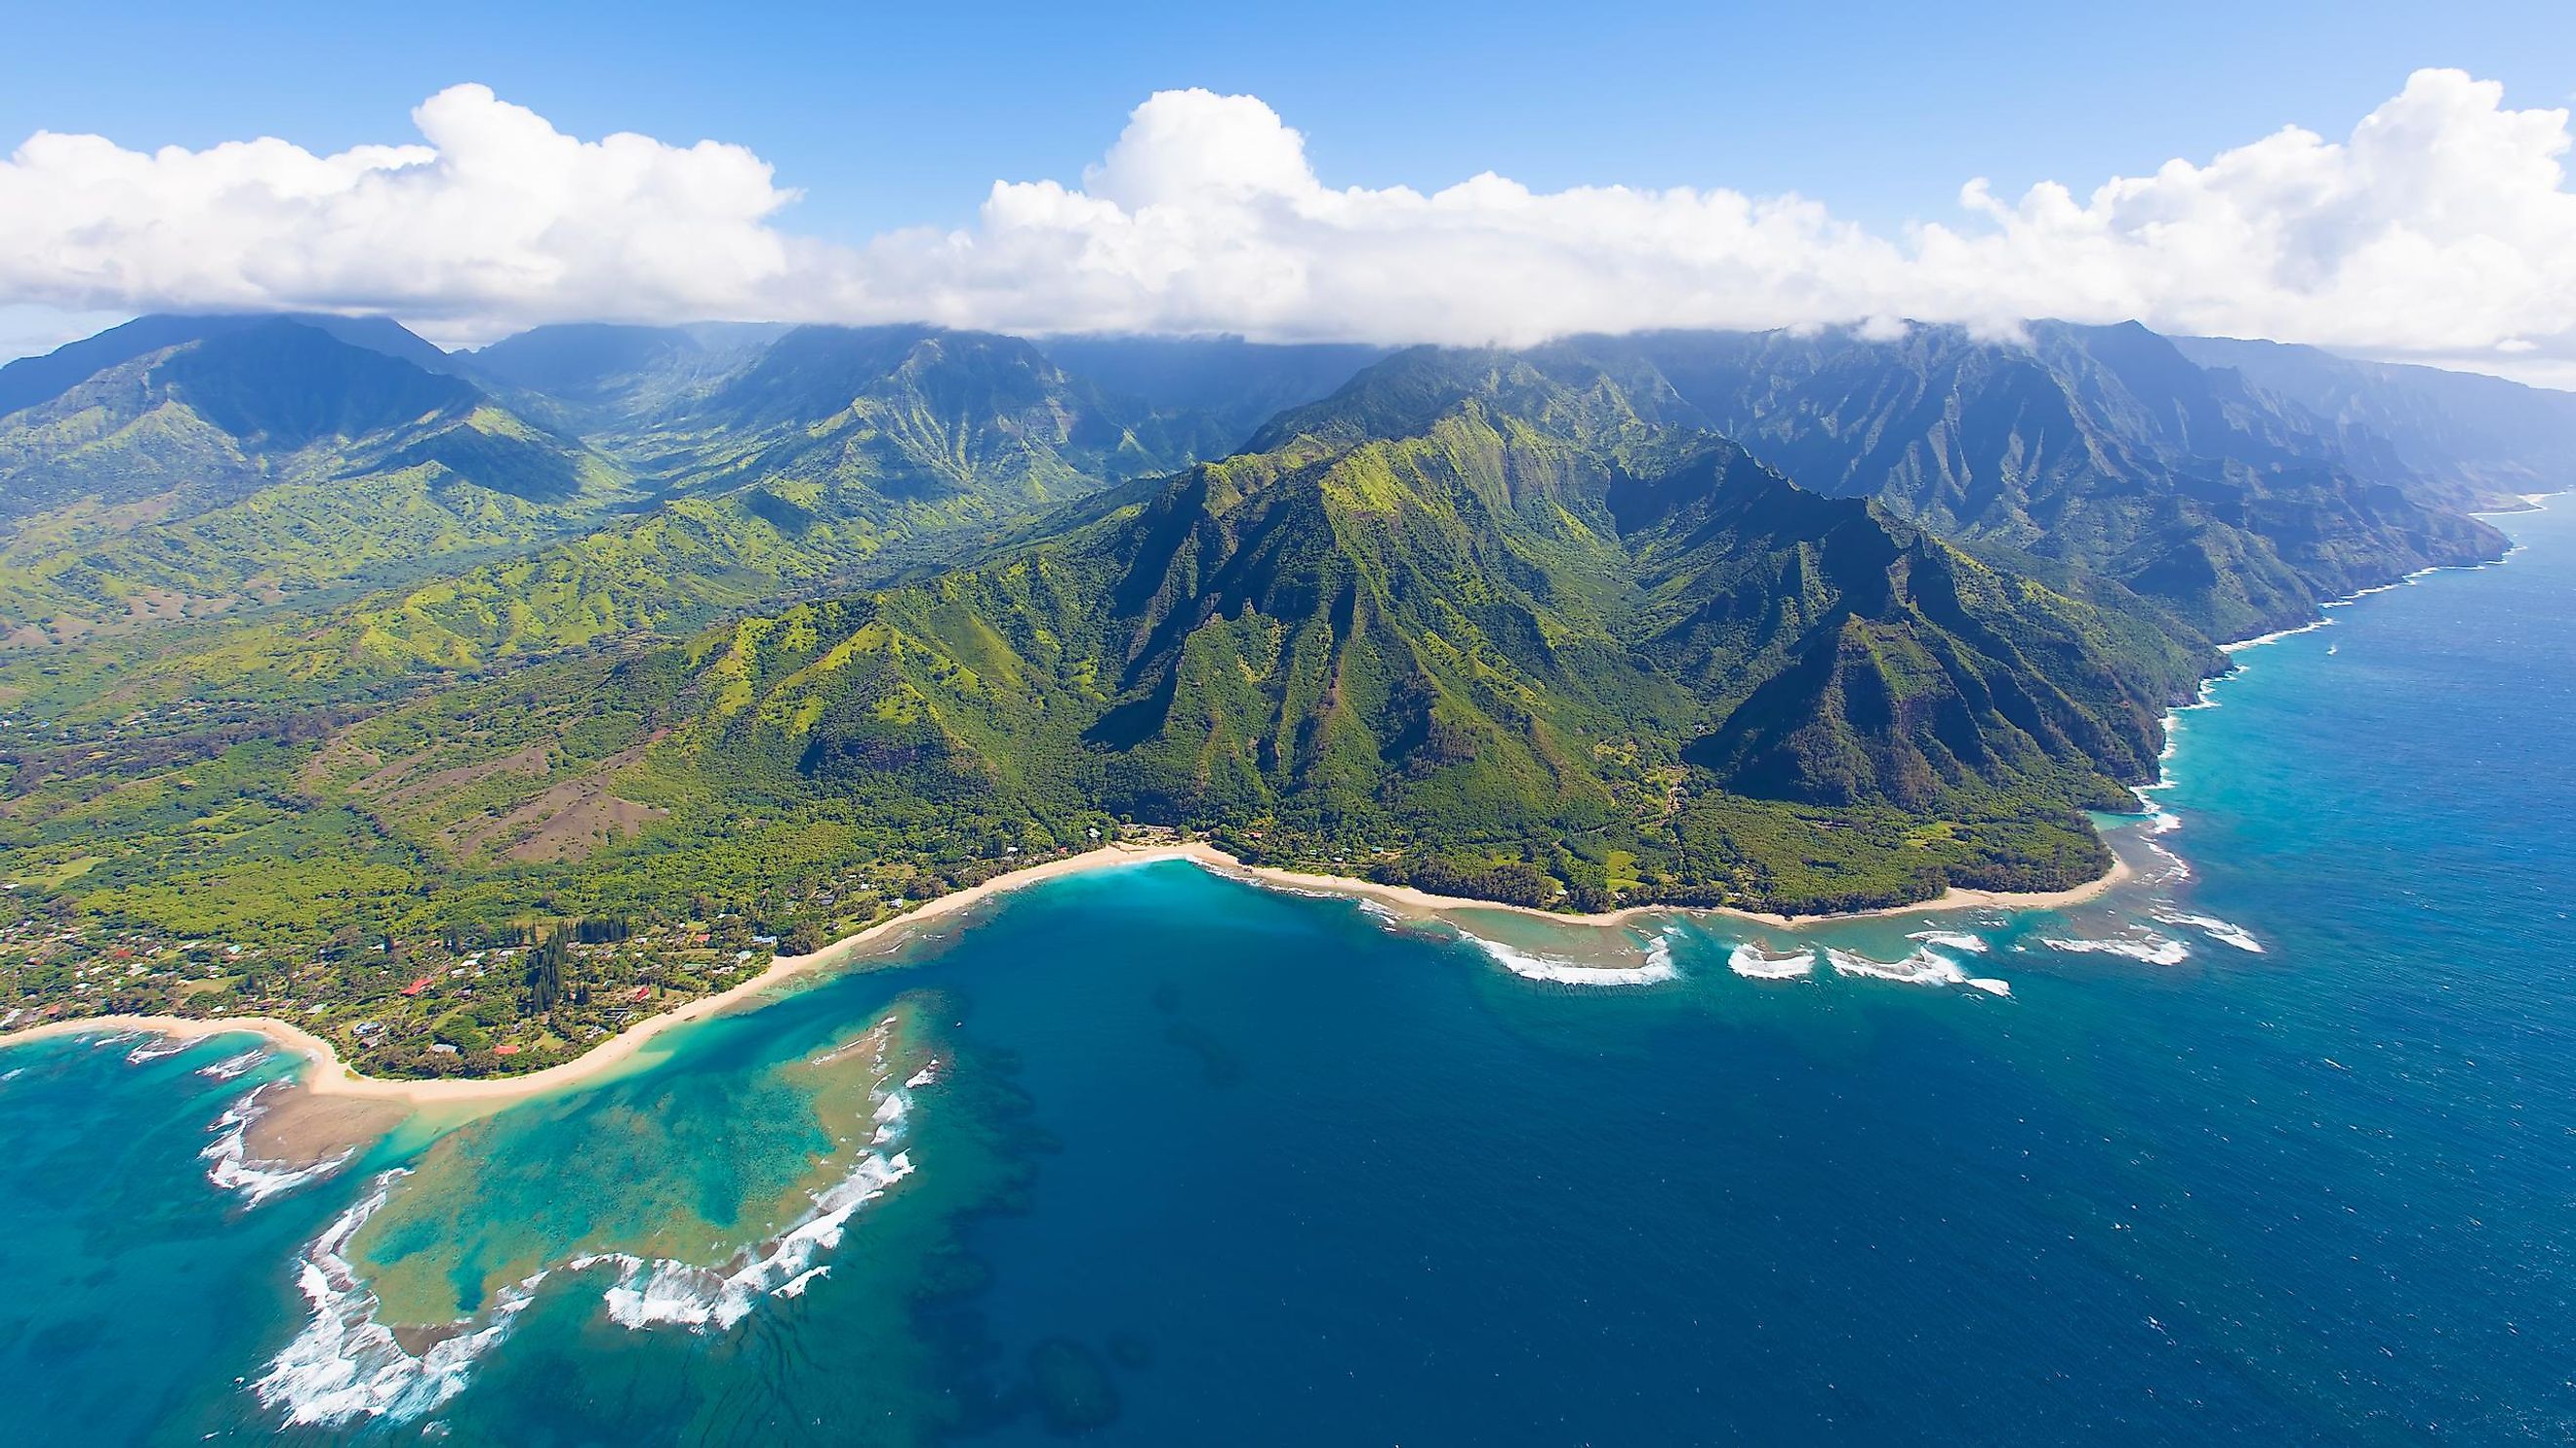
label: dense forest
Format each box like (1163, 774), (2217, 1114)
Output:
(0, 313), (2542, 1069)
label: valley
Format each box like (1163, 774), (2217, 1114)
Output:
(0, 312), (2551, 1076)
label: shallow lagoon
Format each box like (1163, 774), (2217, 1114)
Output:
(3, 503), (2571, 1445)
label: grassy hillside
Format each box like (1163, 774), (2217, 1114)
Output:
(1576, 325), (2510, 637)
(0, 317), (2529, 1072)
(0, 319), (640, 644)
(434, 354), (2209, 920)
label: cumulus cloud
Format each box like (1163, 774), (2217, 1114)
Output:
(3, 71), (2572, 381)
(0, 84), (803, 338)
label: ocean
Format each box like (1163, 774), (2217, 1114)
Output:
(3, 501), (2569, 1445)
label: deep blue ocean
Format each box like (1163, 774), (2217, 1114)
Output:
(2, 503), (2568, 1446)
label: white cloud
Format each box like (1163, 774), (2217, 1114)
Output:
(3, 71), (2572, 382)
(0, 84), (802, 339)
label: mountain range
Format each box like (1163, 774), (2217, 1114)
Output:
(0, 309), (2557, 946)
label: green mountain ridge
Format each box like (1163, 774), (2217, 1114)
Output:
(2172, 334), (2576, 504)
(1556, 324), (2511, 639)
(0, 312), (2553, 1065)
(0, 325), (2531, 873)
(463, 321), (790, 422)
(0, 314), (2514, 686)
(604, 354), (2198, 911)
(0, 317), (634, 642)
(305, 325), (1251, 675)
(0, 319), (1293, 684)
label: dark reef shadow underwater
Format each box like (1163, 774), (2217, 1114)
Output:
(2, 503), (2571, 1446)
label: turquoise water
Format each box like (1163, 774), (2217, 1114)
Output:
(4, 503), (2571, 1444)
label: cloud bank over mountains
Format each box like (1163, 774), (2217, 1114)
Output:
(3, 70), (2571, 382)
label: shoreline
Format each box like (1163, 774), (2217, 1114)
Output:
(4, 507), (2537, 1110)
(0, 842), (1221, 1108)
(1210, 849), (2132, 933)
(0, 839), (2128, 1106)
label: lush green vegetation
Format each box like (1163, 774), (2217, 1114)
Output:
(0, 314), (2526, 1073)
(1580, 323), (2509, 640)
(599, 355), (2196, 920)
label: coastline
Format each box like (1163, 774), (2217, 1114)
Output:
(6, 505), (2541, 1113)
(1208, 850), (2131, 933)
(0, 839), (2128, 1106)
(0, 842), (1220, 1108)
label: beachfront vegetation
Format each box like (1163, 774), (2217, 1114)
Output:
(0, 314), (2524, 1072)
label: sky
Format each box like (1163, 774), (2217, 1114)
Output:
(2, 0), (2573, 383)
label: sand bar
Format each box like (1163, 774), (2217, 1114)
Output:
(0, 839), (2128, 1107)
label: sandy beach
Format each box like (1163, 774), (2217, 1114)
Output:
(0, 843), (1220, 1110)
(1216, 848), (2130, 932)
(0, 838), (2128, 1111)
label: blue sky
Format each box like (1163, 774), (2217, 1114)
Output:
(8, 0), (2568, 240)
(2, 2), (2573, 380)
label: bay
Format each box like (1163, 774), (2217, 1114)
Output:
(4, 503), (2570, 1445)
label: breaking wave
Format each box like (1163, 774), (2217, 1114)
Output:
(1826, 945), (1969, 987)
(586, 1028), (927, 1335)
(202, 1082), (353, 1208)
(1466, 931), (1679, 986)
(124, 1035), (187, 1066)
(197, 1046), (272, 1081)
(1823, 945), (2010, 995)
(1720, 940), (2008, 994)
(255, 1046), (929, 1426)
(1726, 944), (1817, 980)
(2220, 619), (2335, 654)
(583, 1146), (914, 1333)
(2139, 838), (2194, 882)
(2320, 567), (2435, 609)
(2153, 909), (2264, 953)
(255, 1172), (539, 1428)
(2040, 934), (2191, 966)
(1906, 930), (1991, 954)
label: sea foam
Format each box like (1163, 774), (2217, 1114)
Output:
(585, 1039), (924, 1335)
(1726, 944), (1818, 980)
(201, 1083), (354, 1208)
(586, 1145), (914, 1333)
(255, 1041), (928, 1425)
(2040, 934), (2190, 966)
(1729, 940), (2005, 994)
(1825, 945), (1970, 987)
(197, 1046), (271, 1081)
(124, 1035), (187, 1066)
(255, 1172), (540, 1428)
(1466, 931), (1678, 986)
(2220, 619), (2335, 654)
(2152, 909), (2264, 953)
(2140, 839), (2194, 882)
